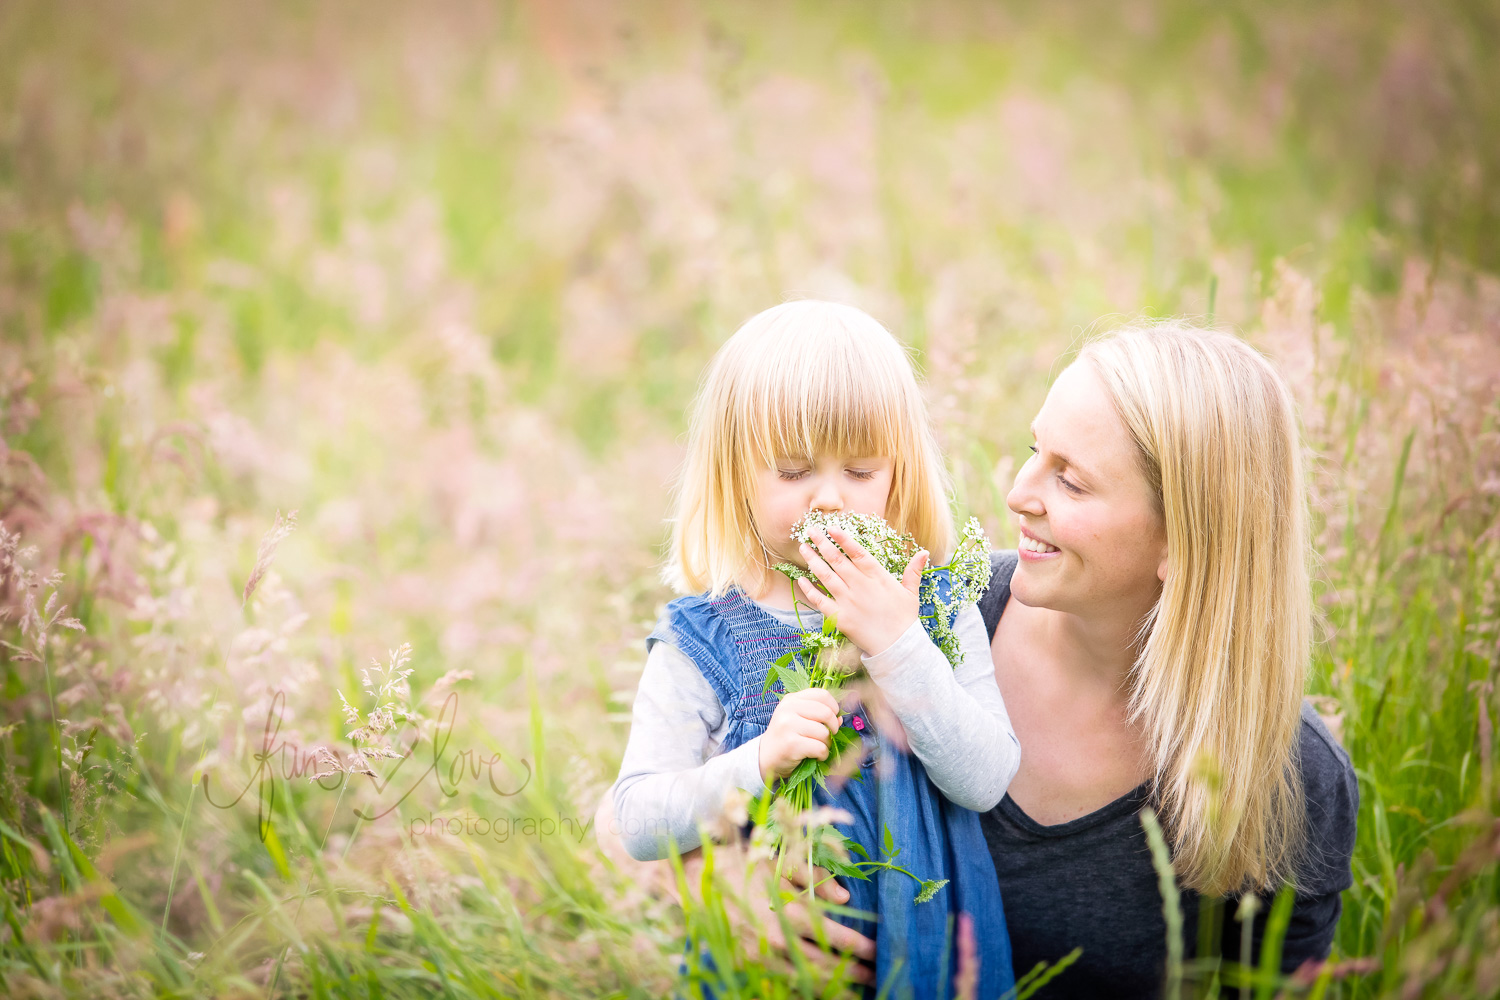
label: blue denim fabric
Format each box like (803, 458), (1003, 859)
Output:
(653, 577), (1014, 1000)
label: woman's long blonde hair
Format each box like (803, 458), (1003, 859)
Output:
(667, 300), (954, 597)
(1081, 322), (1310, 897)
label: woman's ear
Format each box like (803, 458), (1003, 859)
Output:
(1157, 545), (1169, 583)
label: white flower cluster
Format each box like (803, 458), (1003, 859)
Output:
(775, 509), (991, 669)
(784, 509), (919, 578)
(917, 517), (992, 668)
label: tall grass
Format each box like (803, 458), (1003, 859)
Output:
(0, 1), (1496, 997)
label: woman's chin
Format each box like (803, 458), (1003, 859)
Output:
(1010, 560), (1066, 610)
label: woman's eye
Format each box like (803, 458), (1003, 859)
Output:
(1057, 474), (1083, 495)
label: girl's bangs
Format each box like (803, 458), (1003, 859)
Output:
(744, 367), (907, 464)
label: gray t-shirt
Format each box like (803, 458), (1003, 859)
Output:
(976, 551), (1358, 997)
(611, 595), (1021, 861)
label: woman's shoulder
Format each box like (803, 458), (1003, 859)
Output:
(978, 550), (1020, 639)
(1296, 700), (1357, 805)
(1293, 699), (1359, 895)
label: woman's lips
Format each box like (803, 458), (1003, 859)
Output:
(1017, 531), (1060, 559)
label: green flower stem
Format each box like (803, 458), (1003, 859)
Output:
(758, 510), (991, 906)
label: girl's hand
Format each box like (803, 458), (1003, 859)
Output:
(759, 688), (842, 784)
(797, 524), (926, 657)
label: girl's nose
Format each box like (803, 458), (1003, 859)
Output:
(810, 477), (844, 513)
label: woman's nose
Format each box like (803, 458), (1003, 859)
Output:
(1006, 457), (1044, 517)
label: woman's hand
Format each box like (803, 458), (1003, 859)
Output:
(592, 793), (876, 986)
(759, 688), (842, 784)
(796, 523), (926, 656)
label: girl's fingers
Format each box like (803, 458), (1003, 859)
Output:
(900, 549), (929, 595)
(810, 526), (848, 566)
(798, 543), (846, 595)
(822, 525), (876, 574)
(791, 716), (832, 741)
(805, 688), (841, 715)
(796, 575), (834, 612)
(794, 735), (830, 760)
(791, 708), (839, 738)
(789, 691), (841, 732)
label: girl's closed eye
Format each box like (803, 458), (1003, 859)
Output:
(847, 468), (878, 481)
(778, 466), (809, 481)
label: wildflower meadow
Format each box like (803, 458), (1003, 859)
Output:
(1, 1), (1497, 997)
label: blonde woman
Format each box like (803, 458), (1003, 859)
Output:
(971, 321), (1357, 996)
(596, 321), (1357, 995)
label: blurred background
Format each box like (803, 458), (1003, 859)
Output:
(1, 1), (1498, 996)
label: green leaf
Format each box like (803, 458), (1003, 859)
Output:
(750, 789), (773, 826)
(828, 725), (859, 758)
(847, 841), (870, 860)
(810, 836), (866, 881)
(779, 755), (822, 794)
(761, 663), (781, 693)
(777, 661), (813, 693)
(812, 849), (868, 881)
(883, 824), (894, 855)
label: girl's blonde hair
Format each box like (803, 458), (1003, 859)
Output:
(1080, 321), (1310, 897)
(667, 300), (954, 597)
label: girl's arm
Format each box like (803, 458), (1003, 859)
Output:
(860, 603), (1021, 811)
(610, 639), (767, 861)
(794, 525), (1020, 812)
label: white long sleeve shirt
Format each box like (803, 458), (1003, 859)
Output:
(609, 599), (1021, 861)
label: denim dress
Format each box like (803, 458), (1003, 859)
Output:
(649, 572), (1015, 1000)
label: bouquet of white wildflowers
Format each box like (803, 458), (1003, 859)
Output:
(752, 510), (991, 903)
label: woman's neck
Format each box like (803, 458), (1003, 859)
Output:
(1033, 603), (1148, 695)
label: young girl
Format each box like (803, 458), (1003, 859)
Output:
(610, 300), (1020, 998)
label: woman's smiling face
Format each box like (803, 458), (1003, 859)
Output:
(1006, 361), (1168, 618)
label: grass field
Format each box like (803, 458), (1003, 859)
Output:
(1, 1), (1498, 996)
